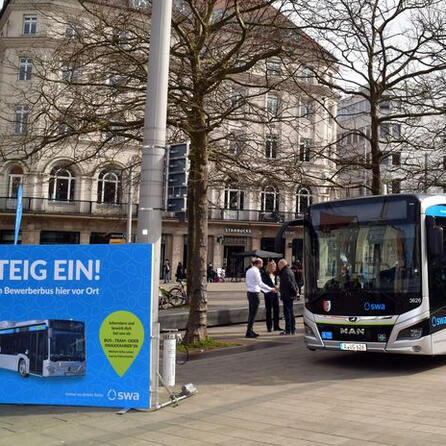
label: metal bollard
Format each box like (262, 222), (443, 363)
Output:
(162, 331), (177, 387)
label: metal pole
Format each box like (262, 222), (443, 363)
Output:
(127, 166), (133, 243)
(136, 0), (173, 409)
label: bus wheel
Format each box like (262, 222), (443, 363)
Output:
(18, 359), (29, 377)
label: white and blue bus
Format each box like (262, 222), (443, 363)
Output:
(277, 194), (446, 355)
(0, 319), (86, 377)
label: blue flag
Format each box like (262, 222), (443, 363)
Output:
(14, 183), (23, 245)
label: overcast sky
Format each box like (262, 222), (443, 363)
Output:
(0, 1), (4, 9)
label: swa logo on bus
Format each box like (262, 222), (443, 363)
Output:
(364, 302), (386, 311)
(107, 389), (140, 401)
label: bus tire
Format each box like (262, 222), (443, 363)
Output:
(18, 359), (29, 377)
(307, 347), (317, 351)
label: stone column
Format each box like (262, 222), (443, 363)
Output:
(171, 233), (184, 273)
(80, 231), (90, 245)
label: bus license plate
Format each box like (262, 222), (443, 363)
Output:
(340, 343), (367, 352)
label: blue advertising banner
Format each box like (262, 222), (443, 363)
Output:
(0, 244), (152, 408)
(14, 183), (23, 245)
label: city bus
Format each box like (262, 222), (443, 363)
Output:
(276, 194), (446, 355)
(0, 319), (86, 377)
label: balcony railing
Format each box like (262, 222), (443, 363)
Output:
(0, 197), (138, 218)
(0, 197), (300, 223)
(208, 208), (302, 223)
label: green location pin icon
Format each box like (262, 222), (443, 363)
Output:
(100, 311), (145, 377)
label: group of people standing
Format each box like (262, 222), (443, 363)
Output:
(162, 260), (186, 283)
(245, 258), (302, 338)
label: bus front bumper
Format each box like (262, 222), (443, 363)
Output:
(304, 319), (434, 355)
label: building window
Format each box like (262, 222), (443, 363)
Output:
(8, 166), (23, 197)
(18, 58), (33, 81)
(379, 101), (391, 112)
(0, 230), (21, 244)
(14, 106), (29, 135)
(300, 100), (313, 118)
(393, 124), (401, 138)
(97, 170), (121, 204)
(265, 134), (278, 159)
(49, 167), (75, 201)
(392, 152), (401, 166)
(23, 15), (37, 35)
(61, 63), (80, 83)
(302, 66), (314, 83)
(296, 187), (312, 214)
(261, 186), (279, 212)
(228, 131), (245, 155)
(266, 59), (281, 77)
(391, 180), (401, 194)
(299, 139), (311, 162)
(380, 123), (391, 139)
(130, 0), (149, 8)
(40, 231), (80, 244)
(267, 95), (279, 116)
(231, 89), (245, 112)
(224, 187), (244, 210)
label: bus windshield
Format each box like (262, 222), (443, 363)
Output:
(50, 330), (85, 362)
(306, 196), (422, 315)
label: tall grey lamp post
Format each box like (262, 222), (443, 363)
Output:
(136, 0), (173, 408)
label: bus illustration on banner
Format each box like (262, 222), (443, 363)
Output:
(0, 320), (86, 378)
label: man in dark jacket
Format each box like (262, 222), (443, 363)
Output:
(278, 259), (299, 335)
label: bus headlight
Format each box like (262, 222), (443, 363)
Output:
(397, 320), (429, 340)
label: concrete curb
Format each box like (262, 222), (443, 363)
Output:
(160, 301), (304, 330)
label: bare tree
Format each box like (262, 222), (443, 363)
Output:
(0, 0), (338, 342)
(289, 0), (446, 195)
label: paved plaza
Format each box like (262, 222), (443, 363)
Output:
(2, 321), (446, 445)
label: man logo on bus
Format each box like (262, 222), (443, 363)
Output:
(323, 300), (331, 312)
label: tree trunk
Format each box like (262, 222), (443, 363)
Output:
(184, 108), (209, 343)
(369, 95), (382, 195)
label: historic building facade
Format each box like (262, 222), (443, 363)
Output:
(0, 0), (339, 278)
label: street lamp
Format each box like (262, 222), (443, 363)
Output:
(136, 0), (173, 409)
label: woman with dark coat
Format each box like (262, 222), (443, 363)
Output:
(261, 261), (281, 332)
(176, 262), (185, 281)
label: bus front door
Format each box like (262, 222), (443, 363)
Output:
(29, 331), (44, 375)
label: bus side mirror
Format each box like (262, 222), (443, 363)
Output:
(427, 216), (443, 258)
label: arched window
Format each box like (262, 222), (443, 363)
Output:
(8, 166), (23, 197)
(224, 185), (244, 210)
(261, 186), (279, 212)
(296, 187), (312, 214)
(49, 167), (75, 201)
(97, 170), (121, 204)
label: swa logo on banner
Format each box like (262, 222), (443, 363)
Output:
(107, 389), (140, 401)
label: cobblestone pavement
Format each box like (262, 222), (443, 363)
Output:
(2, 321), (446, 446)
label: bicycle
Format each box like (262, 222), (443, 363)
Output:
(168, 280), (188, 306)
(158, 281), (187, 309)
